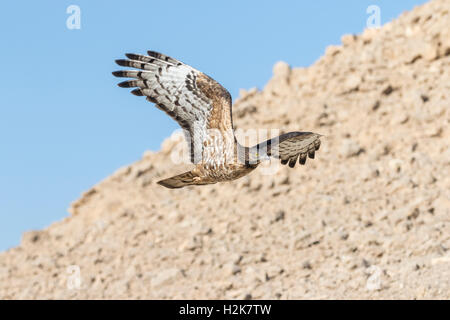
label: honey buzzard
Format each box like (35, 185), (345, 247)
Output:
(113, 51), (322, 189)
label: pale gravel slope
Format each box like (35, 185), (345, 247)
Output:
(0, 0), (449, 299)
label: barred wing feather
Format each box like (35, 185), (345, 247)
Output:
(113, 51), (233, 164)
(256, 132), (322, 168)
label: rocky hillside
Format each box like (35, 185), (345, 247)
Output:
(1, 0), (449, 299)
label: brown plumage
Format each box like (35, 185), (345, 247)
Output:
(113, 50), (322, 189)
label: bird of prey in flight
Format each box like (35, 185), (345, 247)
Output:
(113, 51), (322, 189)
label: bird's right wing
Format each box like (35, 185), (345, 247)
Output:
(113, 51), (233, 164)
(256, 132), (322, 168)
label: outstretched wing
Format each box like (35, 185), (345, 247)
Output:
(256, 132), (322, 168)
(112, 51), (233, 163)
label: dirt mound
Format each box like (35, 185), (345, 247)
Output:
(1, 0), (449, 299)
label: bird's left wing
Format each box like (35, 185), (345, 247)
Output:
(256, 132), (322, 168)
(112, 51), (233, 164)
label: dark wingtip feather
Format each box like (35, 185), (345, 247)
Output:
(288, 159), (296, 168)
(125, 53), (139, 60)
(118, 80), (132, 88)
(112, 71), (125, 77)
(281, 159), (288, 165)
(147, 50), (160, 58)
(115, 59), (129, 67)
(131, 88), (144, 96)
(315, 140), (321, 151)
(308, 149), (315, 159)
(299, 153), (307, 165)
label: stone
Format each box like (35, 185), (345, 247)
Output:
(223, 263), (241, 276)
(273, 61), (291, 79)
(340, 139), (364, 158)
(151, 268), (181, 288)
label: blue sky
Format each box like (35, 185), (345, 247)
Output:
(0, 0), (427, 251)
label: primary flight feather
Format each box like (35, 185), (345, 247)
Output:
(113, 50), (322, 189)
